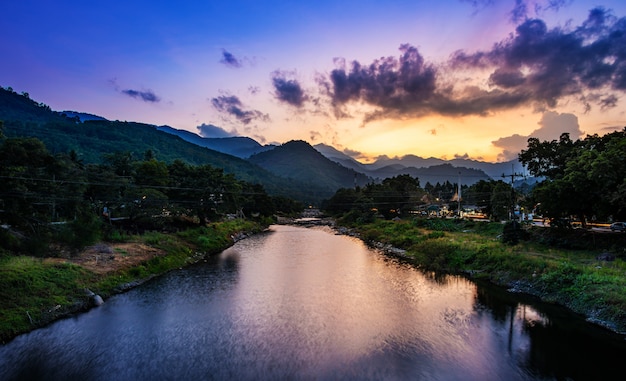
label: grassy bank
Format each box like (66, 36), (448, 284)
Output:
(347, 218), (626, 334)
(0, 219), (266, 343)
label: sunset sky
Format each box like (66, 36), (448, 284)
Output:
(2, 0), (626, 163)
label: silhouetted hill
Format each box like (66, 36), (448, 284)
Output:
(0, 88), (67, 124)
(156, 125), (275, 158)
(248, 140), (372, 199)
(314, 143), (524, 184)
(0, 87), (324, 204)
(370, 163), (490, 187)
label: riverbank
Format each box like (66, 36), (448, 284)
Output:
(0, 219), (266, 344)
(332, 218), (626, 335)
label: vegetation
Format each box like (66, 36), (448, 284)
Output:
(0, 87), (329, 205)
(519, 129), (626, 226)
(248, 140), (371, 194)
(338, 218), (626, 333)
(0, 133), (303, 256)
(0, 219), (265, 343)
(322, 129), (626, 332)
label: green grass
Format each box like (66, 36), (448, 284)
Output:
(0, 219), (267, 343)
(0, 256), (97, 341)
(347, 218), (626, 333)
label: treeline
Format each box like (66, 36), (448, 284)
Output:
(0, 87), (329, 205)
(0, 128), (303, 256)
(324, 128), (626, 227)
(322, 173), (516, 222)
(519, 128), (626, 226)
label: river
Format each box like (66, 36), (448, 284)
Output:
(1, 224), (625, 380)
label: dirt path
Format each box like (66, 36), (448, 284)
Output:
(45, 242), (165, 275)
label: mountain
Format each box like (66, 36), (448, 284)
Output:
(156, 125), (274, 158)
(313, 144), (527, 184)
(0, 87), (323, 204)
(248, 140), (372, 199)
(369, 163), (490, 187)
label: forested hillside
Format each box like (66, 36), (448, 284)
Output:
(248, 140), (372, 191)
(0, 87), (326, 204)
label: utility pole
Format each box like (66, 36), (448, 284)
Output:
(457, 171), (461, 218)
(501, 164), (525, 220)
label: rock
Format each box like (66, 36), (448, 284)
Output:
(92, 294), (104, 306)
(84, 288), (104, 306)
(596, 252), (615, 261)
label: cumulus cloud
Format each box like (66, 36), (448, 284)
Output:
(219, 49), (243, 68)
(271, 70), (308, 107)
(211, 94), (270, 125)
(452, 8), (626, 107)
(321, 43), (438, 122)
(492, 111), (583, 160)
(121, 89), (161, 103)
(318, 7), (626, 125)
(197, 123), (237, 138)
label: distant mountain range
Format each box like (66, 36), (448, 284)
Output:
(156, 125), (275, 158)
(157, 125), (526, 183)
(313, 143), (526, 180)
(0, 87), (537, 205)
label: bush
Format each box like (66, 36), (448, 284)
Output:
(501, 221), (528, 245)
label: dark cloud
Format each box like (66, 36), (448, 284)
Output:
(121, 89), (160, 103)
(599, 94), (619, 109)
(322, 43), (438, 122)
(452, 7), (626, 108)
(219, 49), (242, 68)
(320, 8), (626, 125)
(197, 123), (236, 138)
(211, 94), (269, 125)
(271, 71), (308, 107)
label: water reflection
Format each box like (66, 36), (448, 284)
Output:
(1, 225), (625, 381)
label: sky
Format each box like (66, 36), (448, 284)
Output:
(2, 0), (626, 163)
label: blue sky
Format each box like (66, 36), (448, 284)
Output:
(2, 0), (626, 162)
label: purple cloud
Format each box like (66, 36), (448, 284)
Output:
(197, 123), (236, 138)
(211, 94), (269, 125)
(321, 43), (438, 122)
(319, 7), (626, 124)
(121, 88), (160, 103)
(220, 49), (242, 68)
(271, 71), (308, 107)
(451, 7), (626, 107)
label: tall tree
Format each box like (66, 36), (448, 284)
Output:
(519, 128), (626, 224)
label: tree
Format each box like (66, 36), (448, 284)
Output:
(490, 181), (512, 222)
(465, 180), (507, 218)
(519, 128), (626, 225)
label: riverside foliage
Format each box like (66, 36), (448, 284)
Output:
(0, 219), (266, 343)
(0, 132), (302, 257)
(340, 218), (626, 334)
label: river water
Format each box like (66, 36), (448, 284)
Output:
(1, 225), (626, 380)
